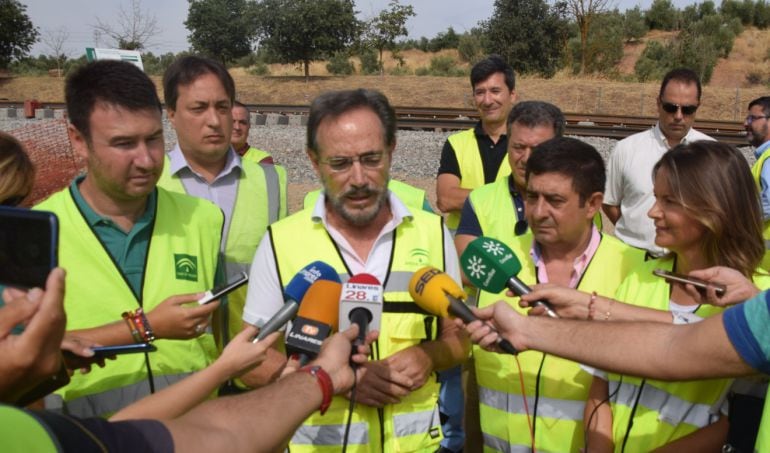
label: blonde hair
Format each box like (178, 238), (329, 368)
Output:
(0, 132), (35, 204)
(653, 140), (764, 276)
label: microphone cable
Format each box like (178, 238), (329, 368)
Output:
(583, 375), (621, 453)
(341, 368), (357, 453)
(513, 354), (536, 452)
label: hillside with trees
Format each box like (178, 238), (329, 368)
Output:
(2, 0), (770, 89)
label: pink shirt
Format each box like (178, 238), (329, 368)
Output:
(529, 226), (602, 288)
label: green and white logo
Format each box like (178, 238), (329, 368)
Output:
(174, 254), (198, 282)
(407, 248), (430, 266)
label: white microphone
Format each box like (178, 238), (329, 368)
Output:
(338, 273), (383, 345)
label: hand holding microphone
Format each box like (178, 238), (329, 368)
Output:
(338, 273), (383, 347)
(408, 266), (518, 355)
(254, 261), (340, 343)
(460, 236), (559, 318)
(285, 280), (341, 366)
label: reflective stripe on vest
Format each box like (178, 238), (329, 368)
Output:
(243, 147), (288, 222)
(271, 208), (446, 452)
(610, 257), (736, 452)
(34, 187), (222, 418)
(393, 406), (442, 438)
(471, 208), (644, 452)
(482, 432), (535, 453)
(303, 179), (427, 212)
(445, 128), (510, 230)
(45, 372), (191, 418)
(478, 386), (584, 421)
(610, 379), (718, 428)
(292, 422), (369, 446)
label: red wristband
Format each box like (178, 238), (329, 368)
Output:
(299, 365), (333, 415)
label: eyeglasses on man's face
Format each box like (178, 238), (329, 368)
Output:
(746, 114), (770, 125)
(660, 101), (699, 116)
(319, 151), (385, 172)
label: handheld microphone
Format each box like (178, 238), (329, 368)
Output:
(338, 273), (383, 346)
(254, 261), (340, 343)
(409, 266), (518, 355)
(460, 236), (559, 318)
(285, 279), (341, 366)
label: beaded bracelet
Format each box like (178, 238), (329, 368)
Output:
(587, 291), (597, 320)
(135, 308), (155, 342)
(122, 311), (144, 343)
(121, 309), (155, 343)
(299, 365), (333, 415)
(604, 298), (615, 321)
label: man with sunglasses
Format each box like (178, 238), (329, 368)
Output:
(240, 89), (469, 452)
(604, 68), (714, 256)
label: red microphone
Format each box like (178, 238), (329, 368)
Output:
(338, 273), (383, 346)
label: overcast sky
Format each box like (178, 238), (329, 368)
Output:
(25, 0), (699, 57)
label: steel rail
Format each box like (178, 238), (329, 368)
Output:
(0, 102), (747, 145)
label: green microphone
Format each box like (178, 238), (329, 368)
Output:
(461, 236), (558, 318)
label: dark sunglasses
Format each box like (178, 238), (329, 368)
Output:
(0, 194), (27, 207)
(660, 101), (698, 116)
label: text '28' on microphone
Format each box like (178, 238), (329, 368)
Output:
(460, 236), (558, 318)
(285, 279), (342, 366)
(338, 273), (383, 346)
(409, 266), (518, 355)
(255, 261), (340, 342)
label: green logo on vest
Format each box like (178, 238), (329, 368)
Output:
(407, 248), (430, 266)
(174, 254), (198, 282)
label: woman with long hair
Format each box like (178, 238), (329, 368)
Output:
(520, 140), (768, 452)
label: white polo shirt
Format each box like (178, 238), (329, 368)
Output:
(242, 191), (461, 327)
(604, 124), (714, 255)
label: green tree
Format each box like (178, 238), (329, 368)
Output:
(427, 27), (460, 51)
(755, 0), (770, 28)
(567, 0), (611, 74)
(326, 51), (355, 75)
(634, 40), (672, 82)
(721, 0), (755, 25)
(569, 10), (624, 74)
(646, 0), (680, 30)
(481, 0), (570, 77)
(623, 6), (647, 42)
(367, 0), (415, 74)
(458, 30), (484, 63)
(186, 0), (257, 64)
(256, 0), (360, 80)
(0, 0), (38, 70)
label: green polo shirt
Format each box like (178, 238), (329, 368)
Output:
(70, 176), (155, 298)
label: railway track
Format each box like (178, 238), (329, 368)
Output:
(0, 102), (748, 146)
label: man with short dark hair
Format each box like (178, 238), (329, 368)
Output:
(35, 60), (223, 417)
(437, 55), (517, 235)
(158, 56), (280, 349)
(603, 68), (714, 256)
(467, 137), (644, 451)
(456, 101), (565, 258)
(242, 88), (469, 452)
